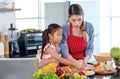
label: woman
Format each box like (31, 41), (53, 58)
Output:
(60, 4), (94, 66)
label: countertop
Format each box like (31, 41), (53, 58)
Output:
(0, 57), (36, 60)
(0, 57), (38, 79)
(0, 57), (119, 79)
(88, 69), (120, 79)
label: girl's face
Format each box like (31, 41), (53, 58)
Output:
(49, 28), (62, 44)
(69, 15), (83, 27)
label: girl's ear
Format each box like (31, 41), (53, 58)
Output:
(48, 33), (52, 39)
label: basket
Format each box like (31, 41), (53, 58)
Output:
(94, 53), (112, 63)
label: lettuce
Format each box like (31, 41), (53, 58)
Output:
(110, 47), (120, 64)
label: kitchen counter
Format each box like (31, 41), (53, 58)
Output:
(88, 69), (120, 79)
(0, 57), (36, 60)
(64, 63), (118, 79)
(0, 57), (38, 79)
(86, 62), (118, 79)
(0, 58), (119, 79)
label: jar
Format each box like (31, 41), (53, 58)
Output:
(0, 33), (4, 58)
(12, 2), (15, 10)
(4, 35), (9, 58)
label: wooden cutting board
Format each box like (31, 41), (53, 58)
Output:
(72, 64), (94, 73)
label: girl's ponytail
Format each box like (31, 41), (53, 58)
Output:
(41, 29), (49, 59)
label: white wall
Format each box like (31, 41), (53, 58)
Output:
(0, 0), (15, 35)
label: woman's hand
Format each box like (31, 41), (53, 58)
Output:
(77, 60), (86, 70)
(83, 55), (90, 66)
(79, 61), (86, 70)
(83, 59), (88, 66)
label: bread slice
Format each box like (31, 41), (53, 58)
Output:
(94, 65), (105, 73)
(104, 64), (113, 71)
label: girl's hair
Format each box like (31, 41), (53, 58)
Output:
(41, 23), (61, 59)
(69, 4), (89, 41)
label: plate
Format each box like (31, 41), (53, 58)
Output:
(85, 64), (94, 70)
(84, 70), (95, 76)
(95, 69), (117, 75)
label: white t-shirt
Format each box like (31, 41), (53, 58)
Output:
(36, 43), (60, 68)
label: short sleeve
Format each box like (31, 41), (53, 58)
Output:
(44, 43), (50, 51)
(44, 43), (56, 51)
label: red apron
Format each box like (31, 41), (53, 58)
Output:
(67, 23), (87, 60)
(59, 23), (87, 66)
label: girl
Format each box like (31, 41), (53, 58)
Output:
(36, 23), (85, 70)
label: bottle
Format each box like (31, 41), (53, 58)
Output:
(12, 2), (15, 11)
(0, 33), (4, 58)
(4, 35), (9, 58)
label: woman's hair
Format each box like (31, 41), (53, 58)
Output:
(69, 4), (89, 42)
(41, 23), (61, 59)
(68, 4), (84, 17)
(69, 4), (85, 30)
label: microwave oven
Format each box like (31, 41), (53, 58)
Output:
(18, 32), (42, 57)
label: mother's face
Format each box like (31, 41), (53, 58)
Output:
(69, 15), (83, 27)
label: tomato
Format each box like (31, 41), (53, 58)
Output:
(63, 66), (72, 73)
(94, 63), (99, 67)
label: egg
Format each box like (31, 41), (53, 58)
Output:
(84, 71), (91, 75)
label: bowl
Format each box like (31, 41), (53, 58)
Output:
(94, 53), (112, 63)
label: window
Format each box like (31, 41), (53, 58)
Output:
(15, 0), (39, 30)
(100, 0), (120, 52)
(15, 0), (67, 31)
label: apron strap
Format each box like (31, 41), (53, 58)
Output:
(69, 22), (72, 35)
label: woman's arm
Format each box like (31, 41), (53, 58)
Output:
(66, 55), (86, 68)
(46, 47), (85, 70)
(84, 21), (94, 62)
(60, 24), (70, 58)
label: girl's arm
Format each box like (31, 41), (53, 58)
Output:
(36, 49), (56, 68)
(45, 46), (85, 70)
